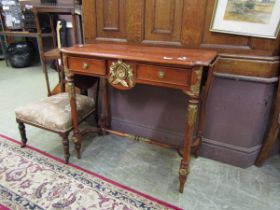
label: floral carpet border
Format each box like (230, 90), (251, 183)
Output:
(0, 134), (182, 210)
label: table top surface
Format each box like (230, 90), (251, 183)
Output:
(61, 43), (217, 67)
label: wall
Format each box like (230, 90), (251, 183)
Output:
(82, 0), (280, 167)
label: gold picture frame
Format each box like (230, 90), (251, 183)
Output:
(210, 0), (280, 39)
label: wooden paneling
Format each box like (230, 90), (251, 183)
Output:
(202, 0), (250, 47)
(181, 0), (207, 47)
(126, 0), (144, 43)
(102, 0), (120, 30)
(96, 0), (127, 41)
(83, 0), (280, 57)
(143, 0), (183, 45)
(200, 0), (280, 56)
(214, 57), (279, 78)
(83, 0), (96, 43)
(250, 36), (280, 55)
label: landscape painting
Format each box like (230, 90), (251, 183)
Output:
(223, 0), (276, 24)
(211, 0), (280, 38)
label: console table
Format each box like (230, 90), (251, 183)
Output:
(61, 43), (217, 193)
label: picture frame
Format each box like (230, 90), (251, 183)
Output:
(210, 0), (280, 39)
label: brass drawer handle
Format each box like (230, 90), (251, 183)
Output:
(158, 71), (165, 79)
(82, 62), (89, 70)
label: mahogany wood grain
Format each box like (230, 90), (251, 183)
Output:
(76, 0), (280, 191)
(61, 43), (217, 193)
(181, 0), (207, 47)
(96, 0), (127, 41)
(43, 48), (60, 60)
(82, 0), (96, 43)
(126, 0), (144, 43)
(100, 78), (111, 130)
(202, 0), (250, 47)
(144, 0), (183, 44)
(214, 57), (280, 78)
(136, 64), (191, 89)
(82, 0), (280, 56)
(61, 43), (217, 67)
(68, 56), (106, 75)
(250, 33), (280, 55)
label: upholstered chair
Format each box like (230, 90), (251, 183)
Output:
(15, 92), (96, 163)
(15, 17), (100, 164)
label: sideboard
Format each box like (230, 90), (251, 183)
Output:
(61, 43), (217, 192)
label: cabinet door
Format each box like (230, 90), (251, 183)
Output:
(83, 0), (128, 42)
(144, 0), (184, 45)
(96, 0), (127, 41)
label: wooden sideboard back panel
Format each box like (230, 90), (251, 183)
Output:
(83, 0), (280, 57)
(96, 0), (127, 41)
(214, 57), (280, 78)
(143, 0), (183, 45)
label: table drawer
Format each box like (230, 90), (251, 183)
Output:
(137, 64), (191, 87)
(67, 56), (106, 75)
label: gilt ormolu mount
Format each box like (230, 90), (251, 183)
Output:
(109, 60), (135, 90)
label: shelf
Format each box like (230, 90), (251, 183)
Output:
(32, 4), (81, 15)
(0, 31), (53, 38)
(43, 48), (60, 60)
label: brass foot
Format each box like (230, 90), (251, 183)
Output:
(178, 168), (189, 193)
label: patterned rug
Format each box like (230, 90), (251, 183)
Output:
(0, 134), (182, 210)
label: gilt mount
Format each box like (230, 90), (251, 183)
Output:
(109, 60), (135, 90)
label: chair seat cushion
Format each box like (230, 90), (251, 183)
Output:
(15, 93), (95, 132)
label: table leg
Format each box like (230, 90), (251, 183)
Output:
(193, 64), (215, 157)
(99, 78), (111, 132)
(179, 67), (203, 193)
(63, 56), (82, 158)
(179, 99), (199, 193)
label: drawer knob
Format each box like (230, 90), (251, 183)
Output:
(82, 62), (89, 70)
(158, 71), (165, 79)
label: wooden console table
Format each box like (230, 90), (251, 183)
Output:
(61, 43), (217, 193)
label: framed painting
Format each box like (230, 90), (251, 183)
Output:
(210, 0), (280, 39)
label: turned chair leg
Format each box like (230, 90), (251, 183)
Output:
(17, 120), (28, 148)
(60, 133), (70, 164)
(75, 142), (81, 159)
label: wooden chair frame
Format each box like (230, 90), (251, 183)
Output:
(16, 109), (97, 164)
